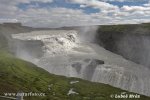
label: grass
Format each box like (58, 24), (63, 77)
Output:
(98, 23), (150, 34)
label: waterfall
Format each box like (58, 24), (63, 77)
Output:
(12, 30), (150, 96)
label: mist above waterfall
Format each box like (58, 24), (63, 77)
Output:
(13, 40), (44, 63)
(77, 26), (99, 43)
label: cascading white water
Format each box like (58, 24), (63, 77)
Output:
(12, 30), (150, 96)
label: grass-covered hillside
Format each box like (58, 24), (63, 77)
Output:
(97, 23), (150, 34)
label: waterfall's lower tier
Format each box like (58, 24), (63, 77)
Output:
(37, 45), (150, 96)
(12, 30), (150, 96)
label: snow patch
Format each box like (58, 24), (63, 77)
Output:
(67, 88), (79, 95)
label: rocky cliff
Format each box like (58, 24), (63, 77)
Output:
(95, 23), (150, 68)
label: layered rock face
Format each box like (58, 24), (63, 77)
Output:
(12, 30), (150, 96)
(95, 25), (150, 68)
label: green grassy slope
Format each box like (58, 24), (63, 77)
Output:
(0, 51), (150, 100)
(97, 23), (150, 35)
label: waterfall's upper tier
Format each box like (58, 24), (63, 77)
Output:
(12, 30), (78, 41)
(12, 30), (94, 56)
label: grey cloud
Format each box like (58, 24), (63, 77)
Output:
(0, 0), (150, 27)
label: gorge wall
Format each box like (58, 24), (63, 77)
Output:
(95, 24), (150, 68)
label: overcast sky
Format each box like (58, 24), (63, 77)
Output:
(0, 0), (150, 27)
